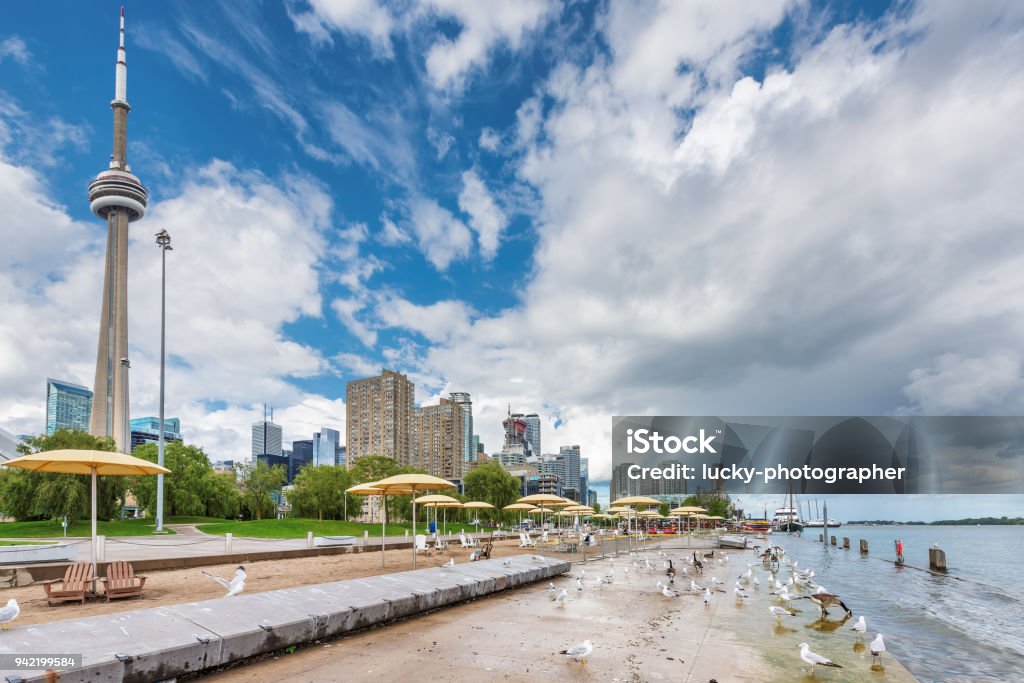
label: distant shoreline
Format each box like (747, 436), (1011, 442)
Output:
(845, 517), (1023, 526)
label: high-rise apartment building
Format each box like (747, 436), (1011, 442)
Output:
(579, 457), (589, 504)
(520, 413), (541, 458)
(412, 398), (465, 480)
(313, 428), (340, 467)
(252, 419), (283, 459)
(46, 378), (94, 434)
(448, 392), (474, 463)
(345, 369), (414, 466)
(558, 445), (582, 502)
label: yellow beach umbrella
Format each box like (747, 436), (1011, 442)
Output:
(503, 502), (537, 528)
(462, 501), (495, 535)
(372, 474), (456, 568)
(415, 494), (462, 538)
(2, 449), (170, 576)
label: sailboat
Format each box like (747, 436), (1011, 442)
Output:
(773, 481), (803, 532)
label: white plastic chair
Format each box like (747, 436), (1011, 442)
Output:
(414, 534), (430, 554)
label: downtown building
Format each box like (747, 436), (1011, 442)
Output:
(411, 398), (465, 480)
(312, 427), (340, 467)
(448, 392), (474, 464)
(46, 378), (93, 434)
(345, 369), (414, 466)
(252, 417), (283, 460)
(129, 416), (182, 453)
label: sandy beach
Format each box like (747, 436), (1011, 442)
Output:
(7, 540), (528, 628)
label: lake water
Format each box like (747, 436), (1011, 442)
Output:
(772, 526), (1024, 682)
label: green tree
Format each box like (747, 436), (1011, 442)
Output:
(592, 502), (601, 514)
(287, 465), (353, 521)
(463, 461), (521, 525)
(349, 455), (403, 484)
(237, 461), (286, 520)
(681, 491), (734, 519)
(659, 502), (671, 517)
(0, 429), (121, 522)
(131, 442), (240, 519)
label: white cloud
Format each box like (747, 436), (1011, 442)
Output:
(320, 101), (418, 182)
(397, 2), (1024, 482)
(407, 197), (473, 270)
(478, 126), (500, 152)
(421, 0), (555, 91)
(376, 295), (473, 343)
(426, 126), (455, 160)
(0, 37), (30, 65)
(458, 169), (508, 260)
(288, 0), (396, 57)
(331, 297), (377, 347)
(378, 213), (411, 246)
(900, 353), (1024, 415)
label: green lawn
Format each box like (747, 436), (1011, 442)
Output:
(196, 518), (422, 539)
(0, 517), (177, 538)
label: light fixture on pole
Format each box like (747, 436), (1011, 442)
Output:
(155, 229), (172, 533)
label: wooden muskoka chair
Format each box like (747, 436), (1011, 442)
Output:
(41, 562), (95, 605)
(101, 561), (147, 601)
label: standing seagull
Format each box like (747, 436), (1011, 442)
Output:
(559, 639), (593, 664)
(798, 642), (843, 673)
(576, 577), (584, 592)
(769, 606), (794, 624)
(202, 566), (246, 597)
(0, 599), (19, 630)
(870, 634), (886, 665)
(851, 615), (867, 640)
(553, 588), (568, 607)
(795, 592), (852, 617)
(703, 588), (712, 607)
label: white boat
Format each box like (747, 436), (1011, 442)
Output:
(719, 534), (748, 549)
(802, 518), (842, 528)
(772, 506), (803, 532)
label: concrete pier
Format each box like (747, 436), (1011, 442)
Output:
(0, 555), (568, 682)
(929, 546), (947, 571)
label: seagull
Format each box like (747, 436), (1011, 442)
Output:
(752, 576), (760, 588)
(794, 592), (852, 617)
(203, 566), (246, 597)
(0, 599), (19, 630)
(691, 580), (706, 593)
(870, 633), (886, 664)
(560, 639), (593, 664)
(662, 584), (680, 598)
(553, 588), (568, 607)
(734, 586), (749, 601)
(798, 642), (842, 673)
(769, 606), (794, 624)
(441, 558), (455, 568)
(703, 588), (712, 607)
(576, 577), (584, 591)
(502, 559), (513, 567)
(851, 615), (867, 640)
(548, 582), (557, 592)
(531, 555), (546, 562)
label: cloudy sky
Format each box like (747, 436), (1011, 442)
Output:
(2, 1), (1023, 515)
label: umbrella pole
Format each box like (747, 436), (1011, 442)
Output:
(381, 497), (386, 568)
(412, 497), (417, 569)
(91, 467), (98, 590)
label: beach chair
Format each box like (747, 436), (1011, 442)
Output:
(539, 531), (549, 543)
(414, 534), (430, 554)
(433, 533), (448, 551)
(519, 533), (536, 548)
(459, 532), (479, 548)
(41, 562), (94, 606)
(101, 561), (147, 601)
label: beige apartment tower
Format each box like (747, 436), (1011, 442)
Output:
(88, 9), (148, 452)
(412, 398), (465, 480)
(345, 369), (414, 466)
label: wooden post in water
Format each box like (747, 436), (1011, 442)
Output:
(818, 533), (824, 542)
(830, 535), (837, 545)
(929, 545), (947, 571)
(860, 539), (868, 554)
(842, 537), (849, 549)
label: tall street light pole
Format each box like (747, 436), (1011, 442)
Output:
(120, 357), (131, 520)
(155, 229), (172, 533)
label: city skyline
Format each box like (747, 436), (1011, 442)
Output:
(2, 3), (1024, 517)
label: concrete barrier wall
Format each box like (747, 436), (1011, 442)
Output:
(0, 555), (569, 683)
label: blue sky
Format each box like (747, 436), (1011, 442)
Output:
(2, 1), (1023, 518)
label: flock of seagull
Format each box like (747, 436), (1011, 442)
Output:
(548, 544), (889, 676)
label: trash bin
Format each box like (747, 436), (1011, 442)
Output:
(429, 521), (437, 534)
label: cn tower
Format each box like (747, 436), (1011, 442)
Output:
(88, 8), (148, 452)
